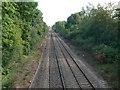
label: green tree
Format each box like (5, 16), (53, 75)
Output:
(2, 2), (49, 87)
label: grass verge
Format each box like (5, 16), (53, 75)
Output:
(2, 38), (46, 88)
(91, 61), (119, 88)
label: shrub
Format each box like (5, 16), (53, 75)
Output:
(92, 44), (117, 63)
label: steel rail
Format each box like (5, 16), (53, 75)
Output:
(51, 31), (66, 89)
(53, 32), (82, 89)
(54, 31), (95, 89)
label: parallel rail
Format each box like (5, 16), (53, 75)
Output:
(29, 30), (110, 89)
(54, 32), (95, 89)
(51, 31), (66, 89)
(53, 31), (95, 89)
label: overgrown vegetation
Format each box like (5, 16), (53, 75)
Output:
(2, 2), (49, 88)
(52, 3), (119, 88)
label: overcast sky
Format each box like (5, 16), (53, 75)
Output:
(36, 0), (120, 26)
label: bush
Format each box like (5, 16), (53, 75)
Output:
(66, 31), (79, 39)
(2, 2), (49, 87)
(92, 44), (117, 63)
(53, 3), (118, 64)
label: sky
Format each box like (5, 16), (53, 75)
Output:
(36, 0), (120, 26)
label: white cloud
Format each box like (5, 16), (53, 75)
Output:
(37, 0), (120, 26)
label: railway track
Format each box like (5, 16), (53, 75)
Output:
(29, 30), (110, 89)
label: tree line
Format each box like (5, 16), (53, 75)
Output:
(2, 2), (49, 87)
(52, 3), (119, 64)
(52, 4), (120, 87)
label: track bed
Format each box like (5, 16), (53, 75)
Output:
(29, 30), (110, 89)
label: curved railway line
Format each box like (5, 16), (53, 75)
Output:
(29, 30), (110, 89)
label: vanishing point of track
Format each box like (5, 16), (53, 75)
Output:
(29, 30), (110, 89)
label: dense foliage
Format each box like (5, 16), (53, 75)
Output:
(0, 2), (2, 65)
(53, 4), (120, 87)
(53, 3), (119, 64)
(2, 2), (49, 87)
